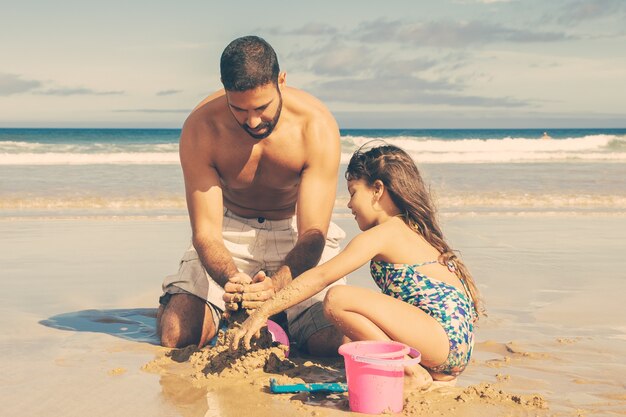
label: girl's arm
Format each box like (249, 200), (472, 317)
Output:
(230, 227), (386, 350)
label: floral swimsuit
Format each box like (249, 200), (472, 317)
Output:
(370, 260), (477, 376)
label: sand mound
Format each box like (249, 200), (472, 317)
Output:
(144, 318), (294, 379)
(143, 322), (549, 416)
(187, 326), (293, 377)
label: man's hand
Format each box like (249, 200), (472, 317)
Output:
(222, 272), (253, 312)
(238, 271), (276, 310)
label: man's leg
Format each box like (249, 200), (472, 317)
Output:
(157, 212), (262, 348)
(157, 293), (217, 348)
(306, 325), (344, 357)
(288, 301), (343, 357)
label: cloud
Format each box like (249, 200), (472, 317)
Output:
(453, 0), (515, 3)
(352, 19), (400, 43)
(374, 57), (440, 78)
(310, 76), (527, 107)
(265, 19), (570, 53)
(287, 42), (439, 78)
(0, 74), (125, 97)
(113, 109), (189, 113)
(308, 45), (375, 76)
(38, 88), (124, 96)
(284, 41), (507, 107)
(553, 0), (626, 24)
(334, 109), (626, 128)
(355, 19), (570, 47)
(156, 89), (182, 96)
(0, 73), (42, 96)
(261, 22), (338, 36)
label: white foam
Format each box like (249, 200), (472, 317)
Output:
(3, 195), (625, 218)
(1, 134), (625, 165)
(341, 134), (626, 163)
(0, 152), (180, 165)
(335, 193), (626, 211)
(11, 193), (621, 210)
(0, 196), (186, 209)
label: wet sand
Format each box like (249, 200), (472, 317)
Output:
(1, 214), (625, 416)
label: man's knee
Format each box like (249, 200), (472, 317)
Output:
(160, 319), (190, 349)
(157, 293), (215, 348)
(306, 325), (343, 357)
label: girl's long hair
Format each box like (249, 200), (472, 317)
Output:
(346, 143), (485, 318)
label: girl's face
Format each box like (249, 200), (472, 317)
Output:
(347, 178), (378, 231)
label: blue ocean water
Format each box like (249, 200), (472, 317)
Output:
(1, 128), (625, 217)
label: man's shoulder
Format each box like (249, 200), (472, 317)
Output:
(181, 92), (229, 142)
(285, 87), (333, 119)
(283, 87), (338, 142)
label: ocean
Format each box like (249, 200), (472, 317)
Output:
(1, 128), (625, 219)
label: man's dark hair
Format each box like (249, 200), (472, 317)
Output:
(220, 36), (280, 91)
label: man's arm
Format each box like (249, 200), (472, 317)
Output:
(227, 109), (341, 311)
(179, 121), (241, 288)
(270, 115), (341, 291)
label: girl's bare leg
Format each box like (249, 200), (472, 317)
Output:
(323, 286), (451, 383)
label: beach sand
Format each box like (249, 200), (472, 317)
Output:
(1, 214), (625, 416)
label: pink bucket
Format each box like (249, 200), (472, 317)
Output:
(266, 319), (290, 357)
(338, 341), (421, 414)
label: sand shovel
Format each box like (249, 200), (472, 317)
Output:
(269, 378), (347, 393)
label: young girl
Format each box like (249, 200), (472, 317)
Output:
(231, 144), (482, 381)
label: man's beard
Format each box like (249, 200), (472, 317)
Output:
(242, 92), (283, 140)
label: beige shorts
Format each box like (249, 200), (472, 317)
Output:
(161, 208), (346, 344)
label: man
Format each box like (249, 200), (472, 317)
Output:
(156, 36), (346, 356)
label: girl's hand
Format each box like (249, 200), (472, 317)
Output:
(230, 310), (269, 351)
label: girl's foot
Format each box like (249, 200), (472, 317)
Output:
(404, 364), (433, 389)
(428, 377), (457, 390)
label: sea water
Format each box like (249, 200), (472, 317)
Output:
(1, 128), (625, 218)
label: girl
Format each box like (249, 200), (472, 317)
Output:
(231, 144), (483, 382)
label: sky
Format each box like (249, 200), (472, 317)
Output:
(1, 0), (625, 128)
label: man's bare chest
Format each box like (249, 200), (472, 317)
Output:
(216, 148), (304, 191)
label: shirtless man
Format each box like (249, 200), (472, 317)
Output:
(156, 36), (346, 356)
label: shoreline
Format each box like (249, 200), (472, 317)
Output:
(3, 209), (626, 223)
